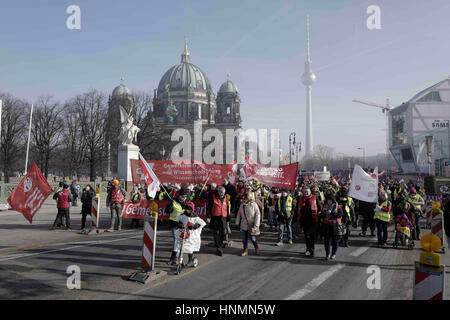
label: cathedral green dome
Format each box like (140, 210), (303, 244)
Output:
(218, 79), (238, 94)
(157, 42), (212, 96)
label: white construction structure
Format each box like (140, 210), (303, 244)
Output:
(388, 76), (450, 175)
(301, 14), (316, 156)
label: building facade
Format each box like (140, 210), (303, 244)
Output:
(150, 42), (242, 163)
(388, 76), (450, 175)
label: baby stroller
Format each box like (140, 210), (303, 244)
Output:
(175, 222), (199, 275)
(393, 214), (414, 250)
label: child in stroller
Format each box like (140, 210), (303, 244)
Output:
(393, 213), (414, 249)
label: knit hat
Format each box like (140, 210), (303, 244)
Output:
(410, 187), (417, 194)
(185, 202), (195, 211)
(63, 184), (69, 189)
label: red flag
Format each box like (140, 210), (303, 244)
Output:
(8, 163), (53, 224)
(332, 175), (340, 187)
(138, 153), (160, 199)
(242, 155), (258, 177)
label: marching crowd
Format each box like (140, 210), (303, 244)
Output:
(50, 175), (450, 266)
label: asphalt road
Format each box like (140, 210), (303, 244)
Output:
(0, 201), (449, 300)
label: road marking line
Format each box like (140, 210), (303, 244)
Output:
(284, 264), (345, 300)
(350, 238), (375, 257)
(0, 234), (143, 262)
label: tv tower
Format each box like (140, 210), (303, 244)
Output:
(301, 14), (316, 157)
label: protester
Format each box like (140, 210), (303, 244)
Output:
(443, 197), (450, 251)
(236, 192), (261, 256)
(407, 187), (424, 240)
(298, 186), (321, 257)
(268, 187), (280, 231)
(106, 179), (125, 231)
(337, 187), (356, 247)
(374, 191), (392, 247)
(358, 200), (376, 237)
(130, 184), (142, 228)
(275, 189), (294, 246)
(80, 184), (95, 230)
(70, 180), (80, 206)
(319, 194), (343, 260)
(51, 184), (72, 230)
(166, 189), (188, 265)
(174, 202), (206, 266)
(223, 178), (237, 214)
(207, 186), (228, 256)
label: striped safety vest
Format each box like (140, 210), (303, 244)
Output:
(169, 200), (184, 222)
(374, 200), (391, 222)
(277, 196), (293, 213)
(340, 197), (354, 221)
(408, 195), (423, 210)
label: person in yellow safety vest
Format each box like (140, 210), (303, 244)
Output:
(337, 187), (356, 247)
(275, 189), (294, 246)
(130, 184), (142, 228)
(165, 189), (188, 265)
(374, 191), (392, 247)
(407, 187), (425, 240)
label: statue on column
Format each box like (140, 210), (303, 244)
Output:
(118, 105), (141, 146)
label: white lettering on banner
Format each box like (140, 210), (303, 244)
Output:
(25, 187), (45, 217)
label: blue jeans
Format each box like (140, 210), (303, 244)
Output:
(324, 234), (339, 256)
(242, 230), (258, 249)
(171, 227), (177, 250)
(278, 220), (292, 242)
(269, 209), (277, 226)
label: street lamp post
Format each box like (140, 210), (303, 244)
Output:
(426, 135), (433, 176)
(357, 147), (365, 168)
(289, 132), (296, 164)
(107, 142), (110, 179)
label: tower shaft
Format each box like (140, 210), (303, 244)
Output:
(305, 86), (313, 156)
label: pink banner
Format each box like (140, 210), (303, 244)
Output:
(130, 159), (237, 186)
(122, 199), (209, 221)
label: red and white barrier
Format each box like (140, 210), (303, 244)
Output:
(431, 210), (444, 249)
(425, 196), (440, 229)
(91, 195), (100, 228)
(414, 262), (445, 300)
(142, 215), (158, 271)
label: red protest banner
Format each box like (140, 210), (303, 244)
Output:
(243, 162), (298, 190)
(122, 199), (209, 221)
(130, 159), (237, 186)
(8, 163), (54, 224)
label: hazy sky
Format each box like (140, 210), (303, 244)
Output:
(1, 0), (449, 158)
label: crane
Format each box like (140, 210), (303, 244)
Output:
(352, 98), (391, 169)
(352, 98), (391, 113)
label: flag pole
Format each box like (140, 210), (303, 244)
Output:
(24, 104), (33, 175)
(0, 100), (2, 182)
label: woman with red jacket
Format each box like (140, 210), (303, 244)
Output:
(319, 194), (343, 260)
(298, 187), (322, 257)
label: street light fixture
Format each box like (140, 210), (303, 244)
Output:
(289, 132), (296, 164)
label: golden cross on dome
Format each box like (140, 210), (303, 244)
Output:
(184, 35), (189, 55)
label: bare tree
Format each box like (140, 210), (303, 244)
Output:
(0, 93), (27, 182)
(60, 102), (87, 179)
(70, 90), (108, 181)
(31, 96), (64, 178)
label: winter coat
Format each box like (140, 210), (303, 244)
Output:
(319, 202), (343, 237)
(236, 201), (261, 235)
(80, 189), (95, 215)
(174, 214), (207, 254)
(444, 199), (450, 237)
